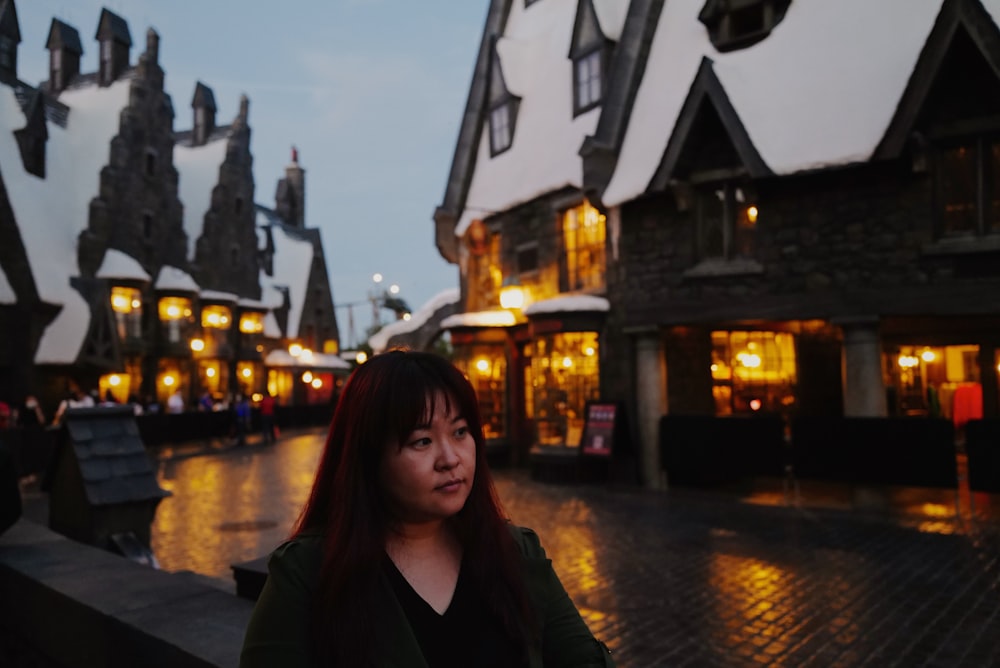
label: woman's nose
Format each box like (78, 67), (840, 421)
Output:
(436, 438), (461, 469)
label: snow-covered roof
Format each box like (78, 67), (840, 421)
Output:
(523, 294), (609, 316)
(0, 79), (132, 363)
(259, 217), (315, 339)
(441, 310), (517, 329)
(265, 349), (350, 371)
(0, 266), (14, 304)
(155, 266), (200, 292)
(174, 136), (227, 259)
(455, 0), (605, 237)
(199, 290), (239, 303)
(602, 0), (947, 206)
(369, 287), (460, 353)
(96, 249), (150, 281)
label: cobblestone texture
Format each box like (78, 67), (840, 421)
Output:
(25, 430), (999, 668)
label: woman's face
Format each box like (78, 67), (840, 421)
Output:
(378, 392), (476, 526)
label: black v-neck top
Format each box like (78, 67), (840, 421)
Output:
(383, 556), (525, 668)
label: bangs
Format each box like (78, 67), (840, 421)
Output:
(380, 355), (476, 446)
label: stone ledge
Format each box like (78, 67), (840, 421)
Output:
(0, 519), (254, 668)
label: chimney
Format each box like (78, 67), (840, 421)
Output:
(191, 81), (217, 146)
(275, 146), (306, 228)
(95, 7), (131, 86)
(45, 18), (83, 94)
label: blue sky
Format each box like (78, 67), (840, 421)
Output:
(15, 0), (488, 344)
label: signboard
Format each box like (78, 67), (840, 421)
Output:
(580, 402), (619, 457)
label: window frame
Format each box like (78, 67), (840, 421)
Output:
(694, 181), (758, 262)
(933, 134), (1000, 240)
(561, 200), (607, 293)
(489, 97), (517, 156)
(573, 48), (604, 116)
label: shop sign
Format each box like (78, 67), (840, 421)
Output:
(580, 402), (620, 457)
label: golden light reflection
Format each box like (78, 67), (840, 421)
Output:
(707, 552), (797, 646)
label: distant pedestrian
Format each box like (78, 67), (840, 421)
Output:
(198, 391), (214, 412)
(17, 395), (45, 428)
(234, 394), (251, 447)
(259, 392), (276, 444)
(53, 384), (95, 425)
(167, 388), (185, 414)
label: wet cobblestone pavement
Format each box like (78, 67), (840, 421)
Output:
(43, 431), (1000, 667)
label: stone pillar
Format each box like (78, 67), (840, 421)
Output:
(635, 330), (667, 489)
(839, 319), (887, 417)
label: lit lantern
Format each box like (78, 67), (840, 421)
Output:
(475, 359), (490, 373)
(190, 338), (205, 352)
(302, 371), (314, 383)
(311, 378), (323, 389)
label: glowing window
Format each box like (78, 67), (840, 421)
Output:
(240, 312), (264, 334)
(531, 332), (600, 447)
(454, 345), (508, 440)
(711, 331), (797, 415)
(201, 305), (232, 329)
(563, 201), (606, 292)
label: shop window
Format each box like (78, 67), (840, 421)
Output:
(236, 362), (261, 394)
(158, 296), (194, 344)
(885, 345), (981, 423)
(454, 346), (508, 440)
(110, 286), (143, 341)
(531, 332), (600, 447)
(562, 200), (606, 292)
(936, 138), (1000, 238)
(710, 330), (797, 415)
(198, 360), (225, 399)
(697, 183), (758, 261)
(157, 362), (188, 407)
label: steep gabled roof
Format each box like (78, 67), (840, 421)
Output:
(603, 0), (956, 207)
(46, 18), (83, 54)
(191, 81), (217, 110)
(874, 0), (1000, 159)
(95, 7), (131, 46)
(434, 0), (514, 264)
(648, 56), (771, 190)
(0, 0), (21, 43)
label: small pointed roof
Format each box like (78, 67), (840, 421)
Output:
(95, 7), (131, 46)
(0, 0), (22, 43)
(46, 18), (83, 54)
(191, 81), (217, 110)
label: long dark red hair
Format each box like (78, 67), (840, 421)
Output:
(293, 350), (531, 665)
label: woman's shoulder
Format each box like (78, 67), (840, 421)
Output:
(506, 524), (547, 559)
(267, 533), (324, 581)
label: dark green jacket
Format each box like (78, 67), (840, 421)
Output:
(240, 525), (615, 667)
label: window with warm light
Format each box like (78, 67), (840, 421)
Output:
(697, 184), (758, 261)
(563, 201), (607, 292)
(454, 345), (508, 440)
(467, 225), (503, 312)
(711, 331), (796, 415)
(158, 296), (193, 344)
(99, 373), (131, 404)
(936, 138), (1000, 239)
(531, 332), (600, 447)
(201, 305), (232, 329)
(239, 312), (264, 334)
(110, 286), (143, 340)
(884, 344), (981, 419)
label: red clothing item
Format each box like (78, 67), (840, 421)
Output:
(260, 395), (276, 416)
(952, 383), (983, 429)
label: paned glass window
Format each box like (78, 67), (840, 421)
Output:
(711, 330), (797, 415)
(697, 184), (758, 260)
(938, 138), (1000, 237)
(574, 50), (602, 112)
(158, 296), (194, 344)
(110, 286), (143, 340)
(531, 332), (600, 447)
(490, 104), (513, 155)
(563, 200), (607, 292)
(883, 344), (981, 419)
(454, 345), (508, 440)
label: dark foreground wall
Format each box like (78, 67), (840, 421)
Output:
(0, 519), (253, 667)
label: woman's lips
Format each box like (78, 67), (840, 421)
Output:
(435, 479), (463, 492)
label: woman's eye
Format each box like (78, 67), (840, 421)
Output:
(455, 426), (469, 438)
(409, 437), (432, 448)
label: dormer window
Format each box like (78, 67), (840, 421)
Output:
(696, 182), (758, 261)
(699, 0), (791, 53)
(487, 37), (520, 157)
(489, 102), (514, 155)
(569, 0), (613, 116)
(574, 49), (603, 113)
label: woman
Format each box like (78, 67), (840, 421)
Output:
(241, 350), (614, 667)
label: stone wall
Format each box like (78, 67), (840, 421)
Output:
(0, 519), (253, 668)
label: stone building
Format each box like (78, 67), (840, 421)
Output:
(434, 0), (1000, 483)
(0, 1), (344, 416)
